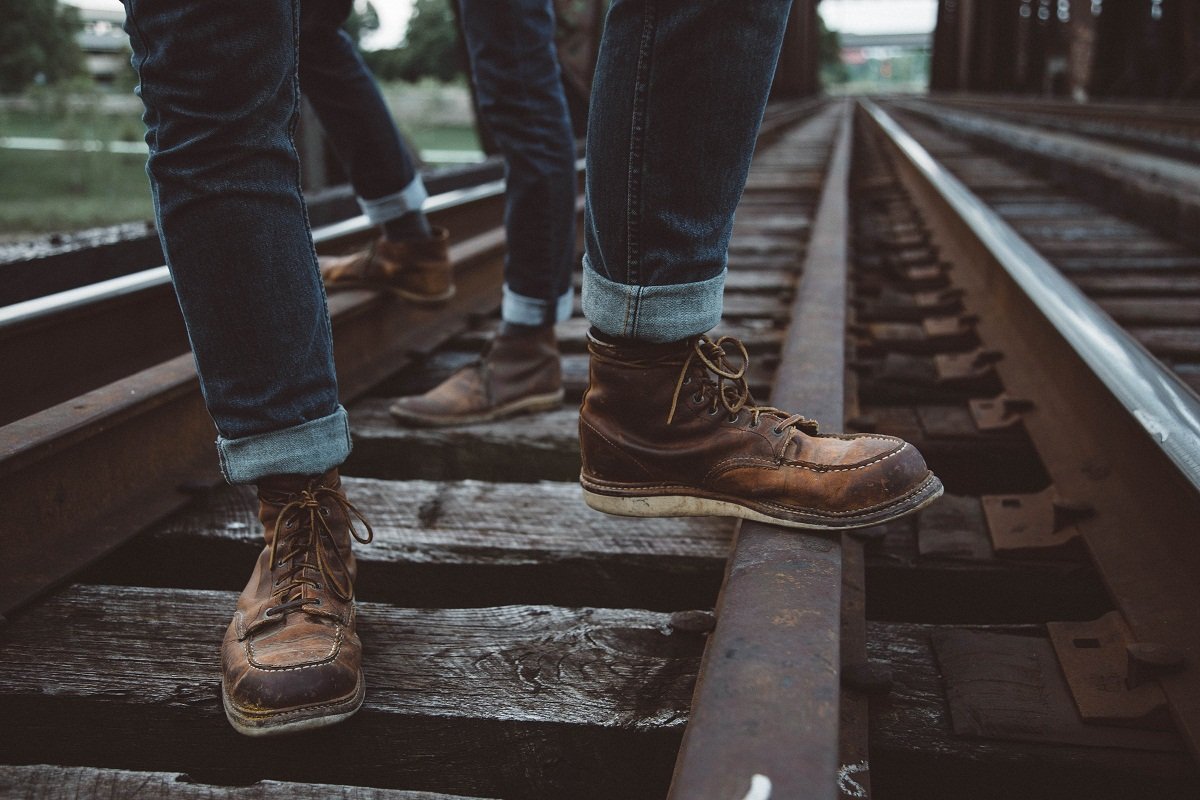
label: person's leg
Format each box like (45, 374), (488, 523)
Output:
(583, 0), (791, 341)
(299, 0), (430, 239)
(389, 0), (575, 426)
(300, 0), (453, 303)
(122, 0), (370, 735)
(578, 0), (943, 528)
(459, 0), (578, 329)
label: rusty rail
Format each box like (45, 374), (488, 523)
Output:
(670, 100), (855, 800)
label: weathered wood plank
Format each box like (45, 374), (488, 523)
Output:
(861, 496), (1109, 625)
(868, 623), (1200, 800)
(83, 479), (731, 611)
(0, 585), (700, 800)
(346, 405), (580, 482)
(0, 765), (491, 800)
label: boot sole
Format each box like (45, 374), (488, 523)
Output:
(221, 671), (365, 737)
(581, 472), (944, 531)
(389, 389), (565, 427)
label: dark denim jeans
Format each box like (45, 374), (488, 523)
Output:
(122, 0), (350, 483)
(459, 0), (578, 326)
(582, 0), (793, 342)
(300, 0), (428, 225)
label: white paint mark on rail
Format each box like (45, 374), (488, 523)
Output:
(739, 774), (772, 800)
(1134, 409), (1170, 443)
(837, 761), (869, 798)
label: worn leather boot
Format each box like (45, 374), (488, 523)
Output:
(221, 470), (374, 736)
(579, 332), (943, 529)
(390, 325), (563, 426)
(320, 227), (453, 303)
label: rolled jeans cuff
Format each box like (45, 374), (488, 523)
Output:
(217, 405), (352, 484)
(581, 256), (725, 343)
(502, 283), (574, 326)
(357, 176), (428, 226)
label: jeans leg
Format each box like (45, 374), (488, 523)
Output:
(582, 0), (793, 342)
(122, 0), (350, 483)
(459, 0), (577, 327)
(299, 0), (427, 223)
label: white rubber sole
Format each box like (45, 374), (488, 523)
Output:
(222, 673), (365, 738)
(581, 473), (944, 531)
(390, 389), (565, 427)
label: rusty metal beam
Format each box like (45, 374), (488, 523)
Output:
(862, 98), (1200, 762)
(669, 101), (853, 800)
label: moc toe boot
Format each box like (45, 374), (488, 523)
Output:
(221, 470), (374, 736)
(389, 326), (564, 426)
(320, 227), (454, 303)
(579, 333), (943, 530)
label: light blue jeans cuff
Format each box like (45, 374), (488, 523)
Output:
(502, 283), (574, 326)
(357, 175), (428, 225)
(581, 255), (725, 343)
(217, 405), (352, 484)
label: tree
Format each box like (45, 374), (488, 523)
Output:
(342, 1), (380, 48)
(363, 0), (462, 83)
(0, 0), (86, 93)
(818, 16), (849, 86)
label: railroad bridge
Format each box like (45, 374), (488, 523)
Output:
(3, 1), (1200, 798)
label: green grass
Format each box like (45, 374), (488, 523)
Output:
(0, 148), (155, 236)
(403, 125), (482, 157)
(0, 105), (145, 143)
(0, 97), (480, 237)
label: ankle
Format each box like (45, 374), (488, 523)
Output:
(499, 320), (553, 338)
(383, 211), (433, 242)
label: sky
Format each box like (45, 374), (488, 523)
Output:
(65, 0), (938, 50)
(819, 0), (937, 36)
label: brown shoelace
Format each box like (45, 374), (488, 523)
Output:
(265, 485), (374, 617)
(667, 335), (821, 438)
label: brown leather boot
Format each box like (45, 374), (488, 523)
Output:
(319, 227), (453, 303)
(221, 470), (373, 736)
(389, 325), (564, 426)
(579, 332), (943, 529)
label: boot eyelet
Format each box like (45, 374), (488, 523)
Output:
(313, 583), (322, 591)
(691, 392), (704, 404)
(312, 599), (323, 607)
(284, 519), (296, 530)
(771, 426), (783, 435)
(707, 406), (720, 416)
(727, 413), (739, 424)
(320, 506), (330, 517)
(682, 376), (692, 386)
(749, 418), (760, 428)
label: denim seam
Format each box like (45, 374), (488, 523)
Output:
(625, 0), (657, 288)
(285, 0), (335, 368)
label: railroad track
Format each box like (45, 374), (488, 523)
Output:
(917, 95), (1200, 164)
(3, 97), (1200, 799)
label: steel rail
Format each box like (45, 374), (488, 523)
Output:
(669, 100), (853, 800)
(0, 178), (511, 332)
(863, 98), (1200, 761)
(892, 99), (1200, 200)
